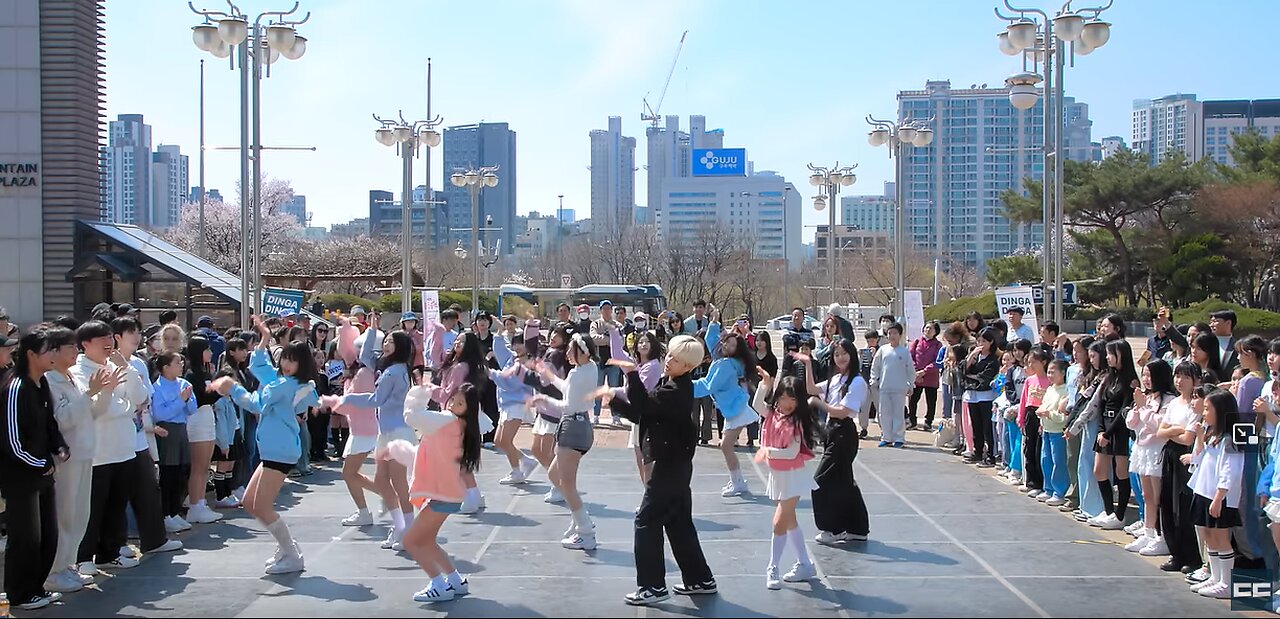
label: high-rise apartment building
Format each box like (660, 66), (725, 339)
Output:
(589, 116), (636, 230)
(281, 194), (307, 227)
(442, 122), (517, 254)
(645, 115), (723, 219)
(1132, 94), (1203, 164)
(1100, 135), (1126, 159)
(897, 80), (1094, 269)
(150, 144), (188, 228)
(101, 113), (152, 225)
(367, 186), (447, 243)
(656, 170), (801, 267)
(189, 186), (223, 203)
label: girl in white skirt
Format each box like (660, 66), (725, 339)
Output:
(1125, 360), (1175, 555)
(752, 368), (821, 590)
(490, 321), (541, 485)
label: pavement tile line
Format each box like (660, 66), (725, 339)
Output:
(855, 460), (1053, 619)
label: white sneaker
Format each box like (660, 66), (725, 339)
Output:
(412, 584), (455, 604)
(147, 540), (184, 554)
(1045, 496), (1066, 507)
(1125, 534), (1150, 552)
(164, 516), (185, 533)
(1017, 484), (1030, 492)
(1098, 514), (1124, 530)
(380, 529), (402, 550)
(482, 442), (495, 450)
(446, 577), (469, 597)
(96, 556), (139, 570)
(519, 457), (538, 480)
(172, 515), (193, 531)
(766, 567), (782, 590)
(543, 488), (565, 504)
(342, 511), (374, 526)
(1197, 581), (1231, 599)
(265, 545), (289, 567)
(782, 562), (817, 582)
(1190, 575), (1218, 593)
(1035, 491), (1051, 501)
(498, 470), (527, 485)
(1138, 537), (1170, 557)
(459, 493), (485, 514)
(74, 571), (94, 585)
(1185, 567), (1211, 584)
(120, 545), (139, 559)
(76, 562), (100, 577)
(721, 480), (747, 498)
(815, 531), (846, 546)
(264, 551), (305, 575)
(233, 486), (247, 502)
(214, 496), (241, 509)
(1124, 520), (1144, 535)
(1026, 488), (1041, 498)
(186, 502), (223, 524)
(43, 569), (84, 593)
(1086, 514), (1108, 527)
(562, 531), (598, 550)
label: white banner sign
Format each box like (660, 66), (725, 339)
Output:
(903, 290), (925, 341)
(995, 285), (1039, 337)
(420, 289), (441, 368)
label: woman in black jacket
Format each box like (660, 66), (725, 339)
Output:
(1088, 339), (1139, 530)
(962, 328), (1001, 466)
(0, 330), (70, 610)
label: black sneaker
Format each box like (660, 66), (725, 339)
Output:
(625, 586), (671, 606)
(17, 591), (60, 610)
(859, 429), (868, 439)
(673, 579), (718, 596)
(1158, 559), (1182, 572)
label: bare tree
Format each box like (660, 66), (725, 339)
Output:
(167, 197), (300, 275)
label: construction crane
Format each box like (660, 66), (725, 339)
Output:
(641, 30), (688, 127)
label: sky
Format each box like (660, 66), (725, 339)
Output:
(103, 0), (1280, 239)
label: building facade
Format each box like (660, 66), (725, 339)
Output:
(1203, 99), (1280, 166)
(840, 182), (896, 234)
(1132, 94), (1203, 164)
(150, 144), (188, 228)
(1, 0), (106, 324)
(101, 113), (151, 225)
(589, 116), (636, 231)
(645, 114), (723, 219)
(814, 224), (892, 264)
(897, 80), (1094, 270)
(1100, 135), (1126, 159)
(281, 194), (307, 227)
(442, 122), (517, 254)
(656, 170), (800, 267)
(367, 186), (446, 243)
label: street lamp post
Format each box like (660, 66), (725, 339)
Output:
(806, 163), (857, 306)
(866, 116), (934, 319)
(373, 112), (443, 314)
(450, 166), (500, 316)
(995, 0), (1113, 322)
(189, 1), (310, 329)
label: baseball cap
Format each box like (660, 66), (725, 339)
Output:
(1005, 306), (1025, 315)
(599, 300), (613, 309)
(401, 311), (419, 322)
(197, 315), (214, 328)
(351, 305), (367, 316)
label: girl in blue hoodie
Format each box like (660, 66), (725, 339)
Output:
(695, 310), (759, 498)
(209, 317), (319, 576)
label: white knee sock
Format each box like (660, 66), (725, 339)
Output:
(787, 527), (812, 566)
(402, 508), (415, 531)
(730, 469), (745, 486)
(265, 518), (296, 555)
(1218, 551), (1235, 587)
(430, 574), (448, 592)
(572, 508), (592, 531)
(769, 534), (786, 571)
(1205, 551), (1220, 585)
(388, 508), (406, 535)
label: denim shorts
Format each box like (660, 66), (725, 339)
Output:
(428, 500), (462, 514)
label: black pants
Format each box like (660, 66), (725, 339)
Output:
(692, 397), (715, 443)
(634, 459), (714, 589)
(308, 411), (331, 458)
(746, 421), (760, 444)
(968, 401), (996, 461)
(127, 450), (170, 552)
(1160, 441), (1201, 569)
(481, 386), (499, 444)
(158, 464), (191, 518)
(812, 418), (870, 536)
(2, 483), (57, 603)
(1022, 414), (1044, 489)
(78, 460), (132, 565)
(910, 386), (939, 427)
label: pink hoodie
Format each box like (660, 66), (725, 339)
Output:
(334, 321), (378, 437)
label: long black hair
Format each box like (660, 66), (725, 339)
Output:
(829, 337), (861, 399)
(185, 335), (212, 385)
(1203, 389), (1239, 447)
(1144, 359), (1176, 397)
(714, 330), (757, 380)
(443, 332), (488, 386)
(279, 340), (317, 383)
(1103, 339), (1139, 396)
(1236, 334), (1269, 371)
(380, 331), (415, 372)
(767, 375), (821, 449)
(456, 382), (483, 473)
(1191, 332), (1224, 382)
(634, 329), (664, 365)
(7, 330), (53, 382)
(1075, 335), (1097, 389)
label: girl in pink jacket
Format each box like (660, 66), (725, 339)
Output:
(398, 381), (483, 604)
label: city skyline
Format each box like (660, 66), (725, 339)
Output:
(102, 0), (1280, 240)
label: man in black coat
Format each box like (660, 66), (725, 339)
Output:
(605, 334), (717, 606)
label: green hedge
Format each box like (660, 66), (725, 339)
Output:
(1171, 299), (1280, 338)
(924, 292), (996, 323)
(1071, 306), (1157, 323)
(317, 293), (378, 313)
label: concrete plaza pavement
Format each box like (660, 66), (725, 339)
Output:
(16, 423), (1246, 618)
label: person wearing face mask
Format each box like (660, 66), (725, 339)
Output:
(876, 314), (896, 339)
(573, 304), (593, 336)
